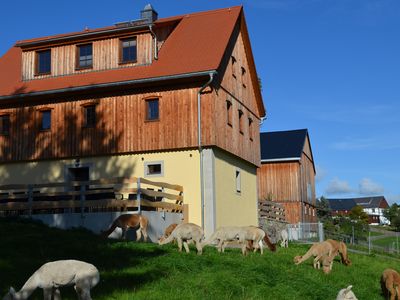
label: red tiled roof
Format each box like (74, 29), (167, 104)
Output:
(0, 6), (264, 116)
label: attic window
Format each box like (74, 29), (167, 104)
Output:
(120, 37), (137, 63)
(231, 56), (237, 78)
(36, 49), (51, 75)
(241, 67), (247, 88)
(77, 44), (93, 69)
(238, 109), (244, 134)
(0, 115), (10, 136)
(226, 100), (232, 126)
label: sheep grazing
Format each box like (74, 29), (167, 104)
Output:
(2, 260), (99, 300)
(326, 239), (351, 266)
(280, 229), (289, 248)
(381, 268), (400, 300)
(158, 223), (204, 255)
(336, 285), (358, 300)
(101, 213), (148, 241)
(293, 241), (334, 273)
(163, 223), (178, 239)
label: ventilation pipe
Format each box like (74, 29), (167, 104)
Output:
(149, 25), (158, 60)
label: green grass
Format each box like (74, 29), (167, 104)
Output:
(1, 218), (399, 300)
(373, 236), (400, 248)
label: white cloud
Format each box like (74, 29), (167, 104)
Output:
(358, 178), (384, 195)
(325, 177), (353, 195)
(315, 165), (327, 182)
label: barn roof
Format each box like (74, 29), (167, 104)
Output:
(327, 198), (358, 211)
(0, 6), (265, 116)
(260, 129), (309, 161)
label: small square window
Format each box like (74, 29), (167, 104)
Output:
(144, 161), (164, 177)
(77, 44), (93, 69)
(235, 169), (241, 194)
(146, 98), (159, 121)
(0, 115), (10, 135)
(40, 110), (51, 131)
(84, 105), (96, 127)
(121, 37), (137, 63)
(36, 50), (51, 75)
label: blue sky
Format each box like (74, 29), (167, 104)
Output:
(1, 0), (399, 203)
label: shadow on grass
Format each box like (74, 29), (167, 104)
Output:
(0, 217), (168, 299)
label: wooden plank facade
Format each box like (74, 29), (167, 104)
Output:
(257, 131), (316, 224)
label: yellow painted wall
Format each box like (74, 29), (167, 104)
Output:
(0, 150), (202, 225)
(213, 148), (258, 227)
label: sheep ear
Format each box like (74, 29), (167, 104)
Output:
(345, 285), (353, 293)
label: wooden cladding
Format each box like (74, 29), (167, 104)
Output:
(22, 33), (152, 80)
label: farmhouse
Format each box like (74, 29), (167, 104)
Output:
(327, 196), (390, 225)
(0, 5), (265, 236)
(257, 129), (317, 224)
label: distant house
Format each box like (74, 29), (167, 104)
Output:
(327, 196), (390, 225)
(257, 129), (316, 223)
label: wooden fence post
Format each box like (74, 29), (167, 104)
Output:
(137, 177), (141, 214)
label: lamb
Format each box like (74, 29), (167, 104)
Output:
(326, 239), (351, 266)
(293, 241), (334, 273)
(336, 285), (358, 300)
(202, 226), (244, 253)
(381, 268), (400, 300)
(279, 229), (289, 248)
(2, 260), (99, 300)
(158, 223), (204, 255)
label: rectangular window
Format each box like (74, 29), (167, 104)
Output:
(226, 100), (232, 126)
(144, 161), (164, 177)
(146, 98), (159, 121)
(84, 105), (96, 127)
(40, 110), (51, 131)
(36, 50), (51, 75)
(238, 110), (244, 134)
(121, 37), (137, 63)
(0, 115), (10, 135)
(248, 117), (253, 141)
(77, 44), (93, 69)
(235, 169), (241, 194)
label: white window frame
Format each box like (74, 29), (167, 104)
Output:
(144, 161), (164, 177)
(235, 168), (241, 194)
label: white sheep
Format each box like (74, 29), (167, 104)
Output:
(2, 260), (99, 300)
(158, 223), (204, 255)
(336, 285), (358, 300)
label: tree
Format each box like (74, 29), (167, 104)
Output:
(383, 203), (400, 224)
(316, 196), (331, 221)
(349, 205), (369, 224)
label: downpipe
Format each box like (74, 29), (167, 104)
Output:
(198, 72), (216, 229)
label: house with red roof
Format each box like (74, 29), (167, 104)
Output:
(0, 5), (265, 236)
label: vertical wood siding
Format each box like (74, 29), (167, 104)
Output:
(22, 33), (153, 81)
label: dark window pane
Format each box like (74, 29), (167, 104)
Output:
(78, 44), (93, 68)
(41, 111), (51, 130)
(148, 164), (161, 175)
(84, 106), (96, 127)
(121, 38), (137, 62)
(0, 115), (10, 135)
(146, 99), (159, 120)
(37, 50), (51, 74)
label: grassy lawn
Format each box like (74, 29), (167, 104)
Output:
(1, 218), (399, 300)
(373, 236), (400, 248)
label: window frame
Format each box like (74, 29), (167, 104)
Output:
(35, 49), (51, 75)
(82, 104), (97, 128)
(144, 161), (164, 177)
(39, 110), (52, 131)
(145, 98), (160, 122)
(235, 168), (241, 194)
(120, 37), (137, 64)
(76, 43), (93, 70)
(0, 114), (10, 136)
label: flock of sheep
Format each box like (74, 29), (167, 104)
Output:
(3, 214), (400, 299)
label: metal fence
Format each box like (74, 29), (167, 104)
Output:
(287, 222), (324, 243)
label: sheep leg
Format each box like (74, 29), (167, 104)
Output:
(136, 228), (142, 241)
(217, 239), (224, 252)
(177, 238), (183, 252)
(195, 240), (203, 255)
(43, 288), (53, 300)
(53, 288), (61, 300)
(183, 241), (190, 253)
